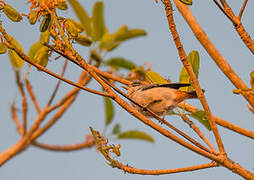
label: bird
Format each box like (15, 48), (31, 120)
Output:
(123, 80), (203, 118)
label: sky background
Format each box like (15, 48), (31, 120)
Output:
(0, 0), (254, 180)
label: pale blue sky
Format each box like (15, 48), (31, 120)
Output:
(0, 0), (254, 180)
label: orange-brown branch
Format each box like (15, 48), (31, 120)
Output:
(24, 78), (41, 113)
(114, 161), (218, 175)
(177, 109), (217, 153)
(44, 43), (131, 86)
(173, 0), (254, 108)
(15, 71), (28, 135)
(179, 103), (254, 140)
(33, 138), (95, 151)
(11, 103), (23, 135)
(213, 0), (254, 54)
(0, 107), (49, 166)
(163, 0), (225, 153)
(47, 59), (68, 106)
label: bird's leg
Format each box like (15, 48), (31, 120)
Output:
(160, 111), (168, 124)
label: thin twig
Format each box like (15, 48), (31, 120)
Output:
(44, 43), (131, 86)
(0, 24), (111, 99)
(31, 71), (90, 140)
(238, 0), (248, 20)
(177, 109), (217, 153)
(178, 102), (254, 139)
(15, 71), (27, 135)
(24, 78), (41, 113)
(163, 0), (225, 154)
(33, 136), (95, 152)
(219, 0), (226, 7)
(212, 0), (254, 54)
(5, 45), (111, 98)
(114, 161), (218, 175)
(10, 102), (23, 134)
(213, 0), (234, 22)
(0, 107), (50, 166)
(247, 104), (254, 114)
(47, 89), (77, 113)
(172, 0), (254, 107)
(91, 127), (219, 175)
(47, 59), (68, 106)
(44, 10), (129, 95)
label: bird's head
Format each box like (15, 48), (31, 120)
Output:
(122, 80), (144, 96)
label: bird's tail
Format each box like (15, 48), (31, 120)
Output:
(174, 89), (205, 103)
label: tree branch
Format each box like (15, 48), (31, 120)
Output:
(32, 136), (95, 152)
(0, 107), (50, 166)
(177, 108), (217, 153)
(15, 71), (27, 135)
(24, 78), (41, 113)
(238, 0), (248, 20)
(173, 0), (254, 107)
(114, 161), (218, 175)
(163, 0), (225, 154)
(178, 102), (254, 139)
(44, 43), (131, 86)
(213, 0), (254, 54)
(47, 59), (68, 106)
(10, 102), (23, 135)
(31, 71), (91, 140)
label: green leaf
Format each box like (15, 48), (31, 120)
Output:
(179, 50), (200, 91)
(7, 36), (24, 68)
(99, 26), (147, 52)
(28, 41), (43, 61)
(67, 0), (92, 36)
(3, 4), (22, 22)
(99, 29), (113, 48)
(145, 71), (168, 84)
(40, 30), (51, 44)
(112, 25), (128, 39)
(179, 0), (193, 5)
(104, 97), (114, 126)
(250, 71), (254, 89)
(92, 1), (105, 41)
(104, 57), (136, 70)
(74, 34), (92, 47)
(188, 110), (211, 130)
(33, 46), (49, 68)
(0, 42), (7, 54)
(99, 29), (120, 52)
(112, 124), (121, 134)
(188, 51), (200, 78)
(114, 28), (147, 42)
(104, 42), (120, 52)
(118, 130), (154, 143)
(64, 19), (84, 37)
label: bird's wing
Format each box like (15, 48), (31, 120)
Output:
(141, 83), (191, 90)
